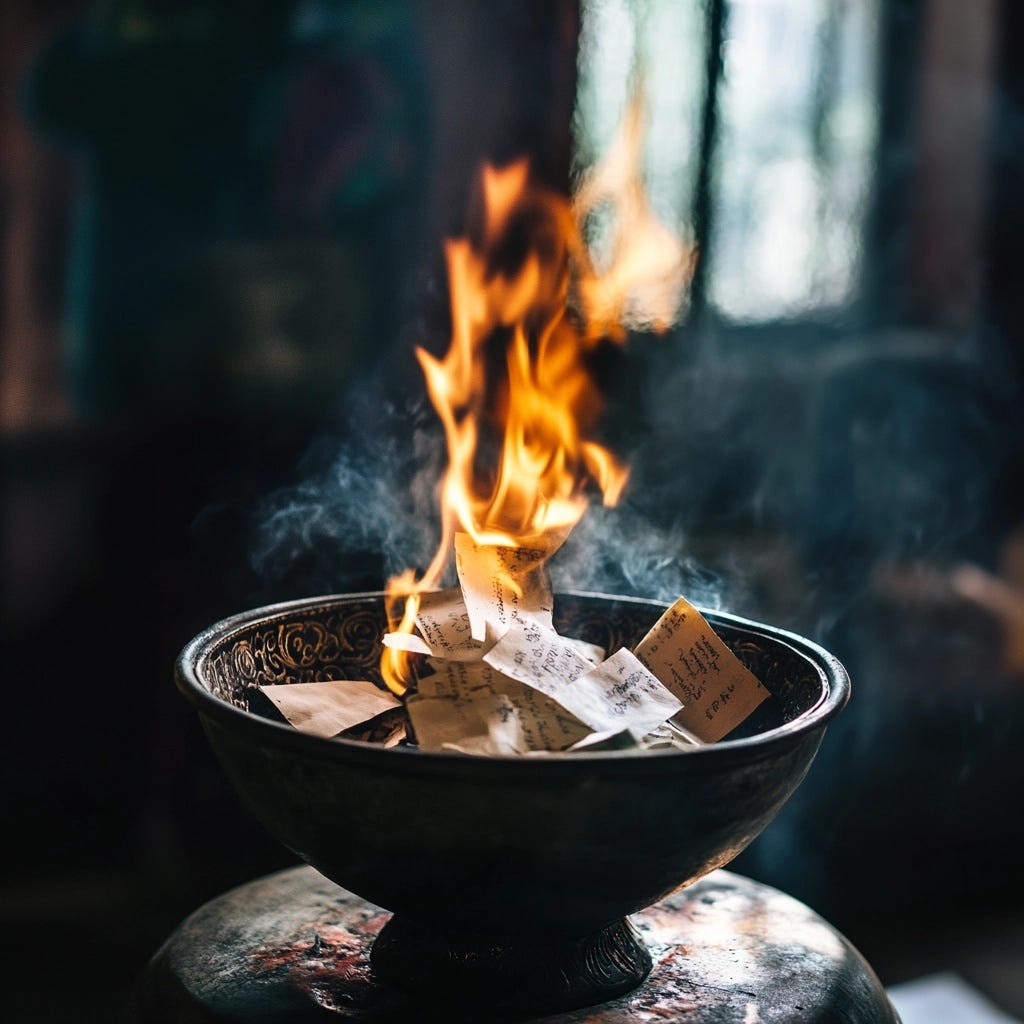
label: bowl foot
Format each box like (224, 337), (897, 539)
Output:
(369, 913), (653, 1013)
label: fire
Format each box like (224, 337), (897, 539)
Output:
(382, 92), (692, 694)
(574, 91), (695, 341)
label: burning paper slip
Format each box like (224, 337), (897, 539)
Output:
(381, 588), (485, 662)
(454, 533), (561, 641)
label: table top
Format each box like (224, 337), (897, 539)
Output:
(133, 865), (899, 1022)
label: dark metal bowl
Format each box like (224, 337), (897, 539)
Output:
(176, 591), (849, 1011)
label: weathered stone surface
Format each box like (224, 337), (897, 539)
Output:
(134, 866), (899, 1023)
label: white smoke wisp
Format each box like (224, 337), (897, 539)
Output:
(549, 503), (732, 609)
(250, 406), (450, 593)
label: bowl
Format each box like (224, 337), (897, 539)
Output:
(176, 591), (849, 1011)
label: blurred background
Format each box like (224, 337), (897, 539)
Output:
(2, 0), (1023, 1020)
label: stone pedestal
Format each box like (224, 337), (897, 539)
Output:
(134, 865), (899, 1022)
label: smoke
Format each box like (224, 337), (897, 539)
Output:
(249, 397), (735, 605)
(550, 502), (730, 608)
(250, 399), (448, 593)
(248, 336), (745, 606)
(249, 324), (1021, 637)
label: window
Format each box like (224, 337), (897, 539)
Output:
(575, 0), (880, 324)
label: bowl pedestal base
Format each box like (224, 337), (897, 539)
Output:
(133, 865), (899, 1022)
(371, 913), (651, 1013)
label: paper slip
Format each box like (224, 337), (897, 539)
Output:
(382, 631), (432, 655)
(568, 729), (643, 752)
(417, 660), (591, 750)
(342, 706), (409, 748)
(454, 532), (559, 641)
(416, 659), (504, 699)
(494, 675), (593, 750)
(415, 588), (487, 660)
(379, 723), (408, 749)
(443, 735), (516, 756)
(413, 585), (602, 665)
(642, 721), (704, 750)
(556, 648), (683, 733)
(634, 597), (770, 742)
(486, 628), (682, 734)
(407, 688), (524, 755)
(483, 622), (591, 696)
(259, 680), (402, 739)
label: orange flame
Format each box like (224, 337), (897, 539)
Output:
(382, 92), (692, 693)
(574, 90), (695, 341)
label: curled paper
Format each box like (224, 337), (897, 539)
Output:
(454, 532), (562, 641)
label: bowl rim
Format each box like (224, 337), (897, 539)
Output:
(176, 590), (850, 771)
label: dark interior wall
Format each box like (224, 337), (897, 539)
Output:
(0, 3), (582, 1020)
(988, 0), (1024, 384)
(1, 1), (1023, 1020)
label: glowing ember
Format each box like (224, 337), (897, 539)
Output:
(383, 92), (693, 694)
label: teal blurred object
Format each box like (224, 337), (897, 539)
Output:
(25, 0), (429, 422)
